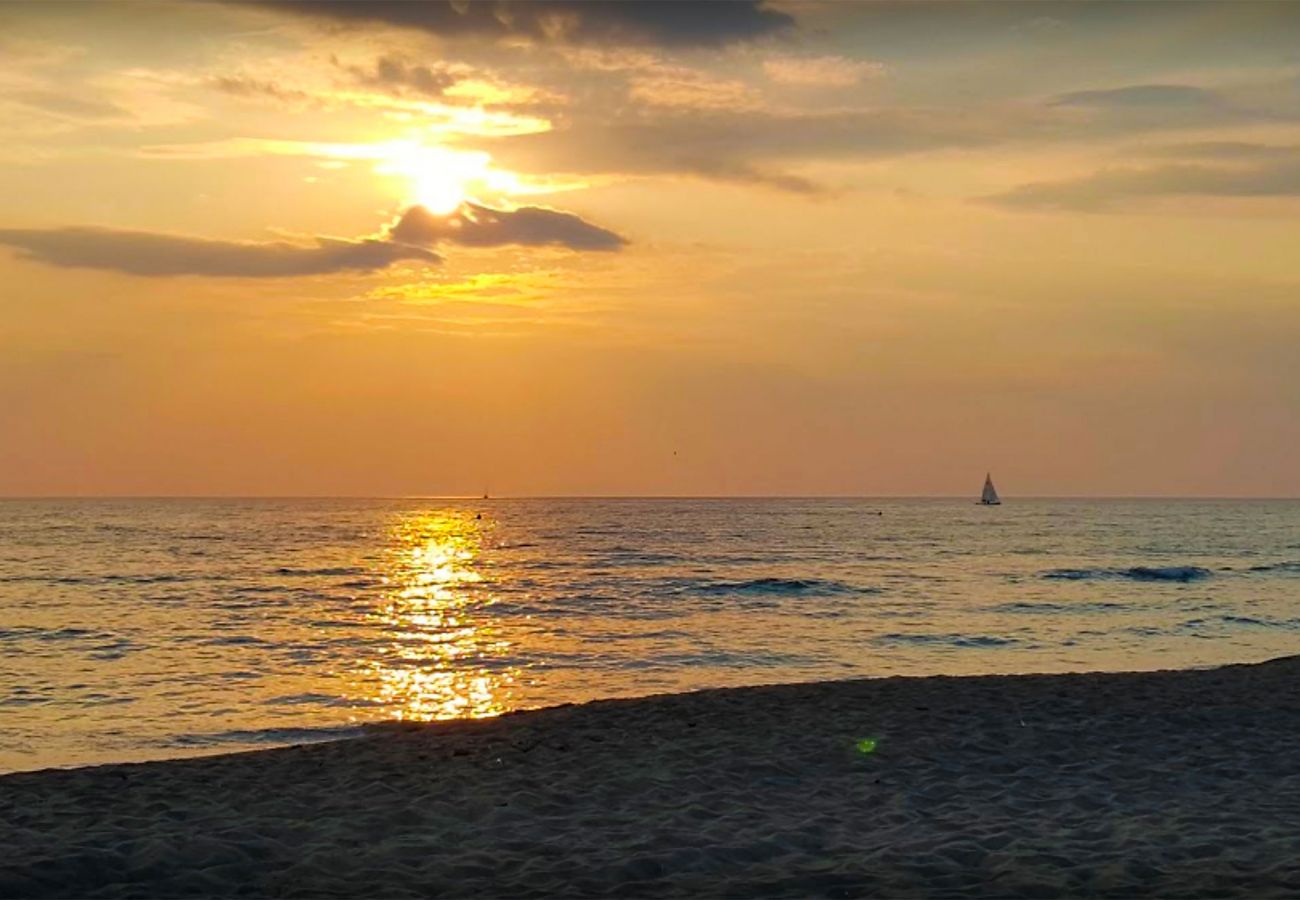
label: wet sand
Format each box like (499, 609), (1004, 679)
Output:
(3, 656), (1300, 898)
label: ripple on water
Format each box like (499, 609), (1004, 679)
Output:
(4, 497), (1300, 772)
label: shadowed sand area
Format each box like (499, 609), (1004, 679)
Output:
(3, 657), (1300, 898)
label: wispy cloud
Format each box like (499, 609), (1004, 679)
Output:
(1045, 80), (1299, 132)
(487, 104), (1026, 195)
(986, 147), (1300, 211)
(628, 66), (759, 110)
(1051, 84), (1227, 111)
(249, 0), (796, 47)
(763, 55), (884, 87)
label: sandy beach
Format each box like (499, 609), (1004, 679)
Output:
(3, 656), (1299, 898)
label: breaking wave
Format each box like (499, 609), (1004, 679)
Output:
(1042, 566), (1212, 583)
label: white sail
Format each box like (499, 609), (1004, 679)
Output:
(980, 473), (1001, 505)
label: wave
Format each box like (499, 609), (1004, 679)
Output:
(873, 632), (1020, 649)
(629, 648), (820, 668)
(0, 573), (202, 585)
(1217, 614), (1300, 630)
(1247, 561), (1300, 574)
(168, 723), (371, 748)
(1118, 614), (1300, 638)
(200, 634), (272, 647)
(986, 600), (1127, 614)
(262, 692), (348, 707)
(693, 577), (877, 597)
(596, 552), (686, 566)
(1041, 566), (1212, 583)
(0, 626), (117, 643)
(272, 566), (367, 577)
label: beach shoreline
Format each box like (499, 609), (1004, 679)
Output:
(4, 656), (1299, 897)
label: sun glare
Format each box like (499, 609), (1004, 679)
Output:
(359, 512), (516, 722)
(413, 174), (466, 216)
(372, 142), (494, 215)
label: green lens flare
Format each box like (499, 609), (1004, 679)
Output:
(855, 737), (879, 755)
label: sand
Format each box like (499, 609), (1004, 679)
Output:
(3, 657), (1300, 898)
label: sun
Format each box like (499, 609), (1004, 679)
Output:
(373, 142), (489, 215)
(412, 172), (466, 216)
(324, 138), (567, 214)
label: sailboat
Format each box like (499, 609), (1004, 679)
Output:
(979, 473), (1001, 506)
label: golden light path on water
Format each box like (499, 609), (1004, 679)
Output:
(359, 511), (518, 721)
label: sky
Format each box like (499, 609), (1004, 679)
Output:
(1, 0), (1299, 497)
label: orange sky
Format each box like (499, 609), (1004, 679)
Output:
(2, 1), (1299, 496)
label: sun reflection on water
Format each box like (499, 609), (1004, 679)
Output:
(361, 511), (516, 721)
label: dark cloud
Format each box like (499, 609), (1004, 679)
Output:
(986, 152), (1300, 211)
(390, 203), (627, 251)
(0, 202), (624, 277)
(0, 227), (439, 277)
(251, 0), (794, 47)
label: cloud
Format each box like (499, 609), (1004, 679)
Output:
(210, 76), (310, 104)
(250, 0), (795, 47)
(477, 69), (1300, 196)
(986, 151), (1300, 211)
(1137, 141), (1300, 162)
(9, 89), (130, 120)
(389, 203), (627, 251)
(676, 159), (824, 195)
(485, 105), (1026, 194)
(628, 66), (758, 110)
(763, 56), (885, 88)
(340, 55), (461, 98)
(0, 227), (439, 277)
(1046, 81), (1295, 132)
(0, 202), (625, 277)
(1051, 84), (1226, 111)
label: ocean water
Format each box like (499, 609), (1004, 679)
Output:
(2, 498), (1298, 772)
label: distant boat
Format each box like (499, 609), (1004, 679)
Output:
(979, 473), (1001, 506)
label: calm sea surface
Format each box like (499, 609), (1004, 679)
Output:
(2, 498), (1298, 772)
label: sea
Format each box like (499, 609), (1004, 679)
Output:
(2, 498), (1298, 773)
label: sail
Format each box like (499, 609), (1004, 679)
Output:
(981, 474), (1000, 505)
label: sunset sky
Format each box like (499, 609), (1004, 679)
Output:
(2, 1), (1298, 497)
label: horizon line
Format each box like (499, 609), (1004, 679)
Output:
(2, 494), (1299, 502)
